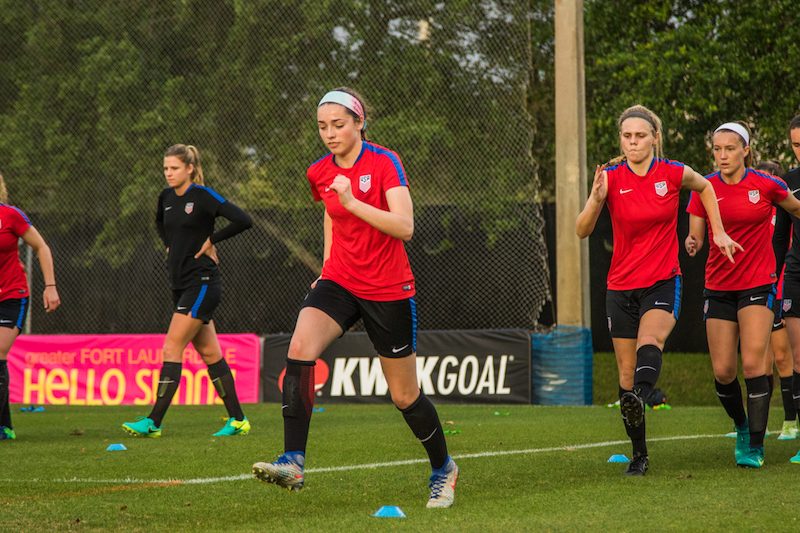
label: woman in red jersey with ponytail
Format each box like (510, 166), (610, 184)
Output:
(577, 105), (739, 476)
(0, 170), (61, 441)
(252, 87), (457, 508)
(687, 122), (800, 468)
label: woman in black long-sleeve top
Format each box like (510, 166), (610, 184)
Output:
(123, 144), (253, 438)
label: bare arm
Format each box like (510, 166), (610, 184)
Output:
(685, 214), (707, 257)
(328, 174), (414, 241)
(776, 193), (800, 219)
(20, 226), (61, 312)
(681, 165), (742, 262)
(576, 165), (608, 239)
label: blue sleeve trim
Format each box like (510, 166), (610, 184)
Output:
(365, 143), (408, 186)
(196, 185), (227, 203)
(4, 205), (32, 225)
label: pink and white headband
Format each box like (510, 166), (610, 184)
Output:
(715, 122), (750, 146)
(318, 90), (364, 118)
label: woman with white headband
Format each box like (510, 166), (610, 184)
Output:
(578, 105), (738, 477)
(252, 87), (457, 508)
(771, 114), (800, 462)
(686, 121), (800, 468)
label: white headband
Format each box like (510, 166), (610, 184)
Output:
(715, 122), (750, 146)
(317, 90), (364, 118)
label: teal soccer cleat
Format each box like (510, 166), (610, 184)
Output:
(122, 416), (162, 438)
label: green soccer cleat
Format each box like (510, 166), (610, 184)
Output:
(122, 416), (162, 438)
(427, 457), (459, 508)
(777, 420), (799, 440)
(0, 426), (15, 440)
(737, 446), (764, 468)
(734, 422), (749, 464)
(253, 452), (305, 492)
(213, 417), (250, 436)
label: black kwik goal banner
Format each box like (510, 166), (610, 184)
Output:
(260, 329), (531, 404)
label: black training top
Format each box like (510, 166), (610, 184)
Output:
(773, 167), (800, 279)
(156, 184), (252, 290)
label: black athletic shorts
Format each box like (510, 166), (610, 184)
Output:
(0, 297), (27, 331)
(172, 283), (222, 324)
(780, 275), (800, 319)
(606, 276), (682, 339)
(703, 284), (775, 322)
(301, 279), (417, 358)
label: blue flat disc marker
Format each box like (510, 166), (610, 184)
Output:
(372, 505), (407, 518)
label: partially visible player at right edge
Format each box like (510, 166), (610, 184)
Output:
(772, 115), (800, 461)
(252, 87), (457, 508)
(577, 105), (738, 476)
(755, 159), (798, 440)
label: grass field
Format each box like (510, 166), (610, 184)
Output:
(3, 399), (800, 532)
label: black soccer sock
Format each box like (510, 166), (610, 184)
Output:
(400, 392), (449, 470)
(780, 376), (797, 422)
(282, 358), (316, 454)
(767, 373), (774, 403)
(207, 359), (244, 421)
(147, 362), (182, 427)
(619, 386), (647, 456)
(714, 378), (747, 427)
(633, 345), (662, 402)
(0, 360), (11, 429)
(792, 371), (800, 414)
(745, 375), (770, 448)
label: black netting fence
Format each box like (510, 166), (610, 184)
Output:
(1, 0), (550, 335)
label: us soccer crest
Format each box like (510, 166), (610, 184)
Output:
(185, 202), (194, 214)
(784, 299), (792, 313)
(748, 190), (760, 204)
(654, 181), (667, 197)
(359, 174), (371, 193)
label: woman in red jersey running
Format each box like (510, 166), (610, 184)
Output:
(577, 105), (739, 476)
(252, 87), (457, 508)
(0, 171), (61, 441)
(686, 121), (800, 468)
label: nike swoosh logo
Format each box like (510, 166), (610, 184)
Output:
(392, 344), (409, 353)
(0, 319), (11, 323)
(165, 206), (172, 210)
(620, 189), (633, 194)
(716, 197), (724, 202)
(177, 306), (188, 310)
(750, 296), (764, 301)
(148, 428), (159, 434)
(654, 301), (669, 306)
(749, 392), (770, 399)
(635, 366), (657, 372)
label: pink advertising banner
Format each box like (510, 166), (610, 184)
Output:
(8, 334), (260, 406)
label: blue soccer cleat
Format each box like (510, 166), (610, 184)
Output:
(252, 452), (305, 491)
(737, 446), (764, 468)
(427, 457), (458, 508)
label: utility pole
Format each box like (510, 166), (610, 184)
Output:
(554, 0), (589, 327)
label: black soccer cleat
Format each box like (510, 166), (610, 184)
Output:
(620, 392), (645, 428)
(623, 453), (649, 476)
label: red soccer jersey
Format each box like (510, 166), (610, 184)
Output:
(0, 204), (32, 302)
(604, 158), (685, 290)
(307, 141), (415, 301)
(687, 169), (788, 291)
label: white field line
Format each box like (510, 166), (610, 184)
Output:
(1, 433), (724, 485)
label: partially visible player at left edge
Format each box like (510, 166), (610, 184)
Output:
(0, 170), (61, 441)
(123, 144), (253, 438)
